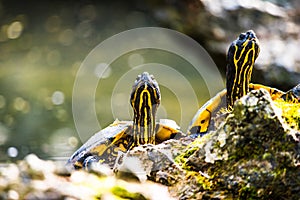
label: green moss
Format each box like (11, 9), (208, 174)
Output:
(194, 173), (214, 190)
(111, 186), (148, 200)
(174, 133), (212, 169)
(170, 90), (299, 199)
(238, 185), (258, 199)
(274, 100), (300, 131)
(174, 145), (197, 168)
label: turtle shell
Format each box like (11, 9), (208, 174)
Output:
(67, 119), (133, 169)
(67, 119), (184, 169)
(187, 83), (299, 135)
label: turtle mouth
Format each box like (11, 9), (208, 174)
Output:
(246, 37), (259, 49)
(249, 37), (257, 42)
(248, 36), (259, 45)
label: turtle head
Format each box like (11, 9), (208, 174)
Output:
(130, 72), (161, 145)
(226, 30), (260, 111)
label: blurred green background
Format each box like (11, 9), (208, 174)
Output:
(1, 0), (298, 161)
(0, 0), (213, 161)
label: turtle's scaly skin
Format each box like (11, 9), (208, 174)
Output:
(68, 72), (184, 169)
(226, 30), (260, 111)
(188, 30), (299, 135)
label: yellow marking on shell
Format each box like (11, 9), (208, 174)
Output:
(107, 148), (111, 154)
(189, 82), (281, 134)
(188, 89), (226, 134)
(91, 144), (108, 156)
(111, 142), (127, 157)
(116, 143), (126, 152)
(155, 124), (177, 142)
(74, 161), (83, 168)
(249, 83), (285, 100)
(99, 159), (105, 164)
(91, 129), (127, 157)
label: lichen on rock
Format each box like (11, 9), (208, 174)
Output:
(172, 89), (300, 199)
(274, 100), (300, 131)
(113, 139), (190, 186)
(111, 88), (300, 199)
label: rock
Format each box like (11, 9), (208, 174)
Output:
(172, 89), (300, 199)
(112, 88), (300, 199)
(0, 154), (175, 200)
(2, 89), (298, 199)
(113, 139), (190, 185)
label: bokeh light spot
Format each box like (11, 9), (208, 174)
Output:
(68, 136), (79, 148)
(7, 21), (23, 39)
(7, 147), (18, 158)
(8, 190), (19, 200)
(94, 63), (111, 79)
(49, 128), (76, 157)
(51, 91), (65, 105)
(13, 97), (30, 113)
(59, 29), (74, 46)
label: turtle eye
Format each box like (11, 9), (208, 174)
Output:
(246, 30), (255, 39)
(239, 33), (246, 40)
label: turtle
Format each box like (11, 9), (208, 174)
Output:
(187, 30), (300, 136)
(67, 72), (184, 169)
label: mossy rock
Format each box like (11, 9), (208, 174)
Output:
(173, 89), (300, 199)
(274, 100), (300, 131)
